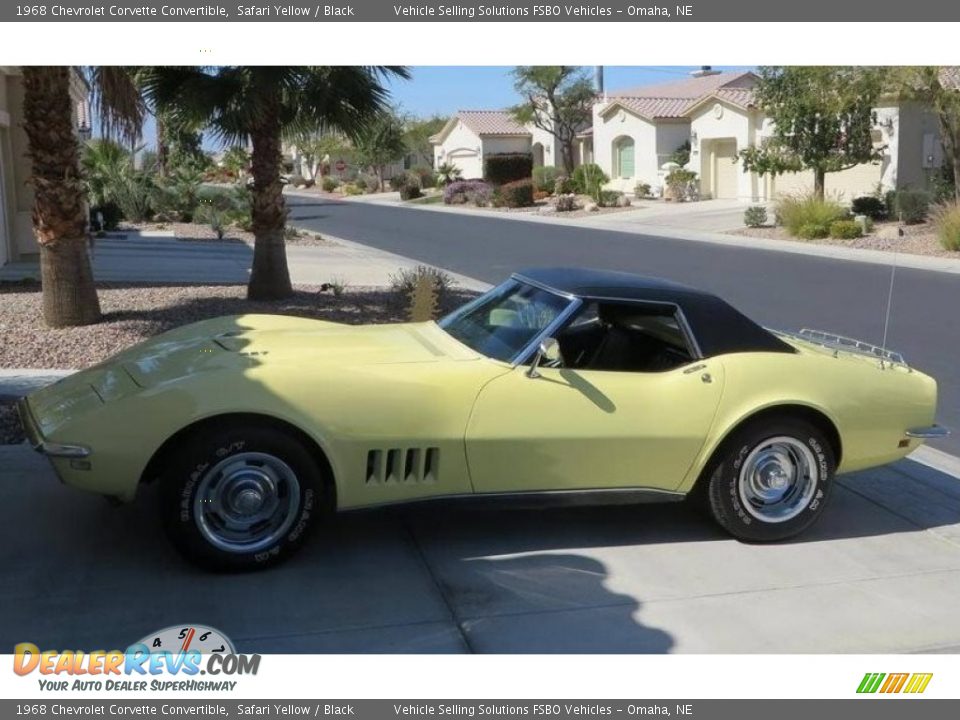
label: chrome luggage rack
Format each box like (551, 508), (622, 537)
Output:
(775, 328), (907, 367)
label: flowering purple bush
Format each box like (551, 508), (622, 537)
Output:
(443, 180), (494, 207)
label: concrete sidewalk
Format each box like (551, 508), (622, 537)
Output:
(0, 229), (487, 291)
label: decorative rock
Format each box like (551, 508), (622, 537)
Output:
(616, 195), (632, 208)
(585, 203), (599, 212)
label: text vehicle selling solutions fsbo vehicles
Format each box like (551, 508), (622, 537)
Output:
(18, 268), (946, 570)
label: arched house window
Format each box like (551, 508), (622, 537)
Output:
(613, 136), (635, 179)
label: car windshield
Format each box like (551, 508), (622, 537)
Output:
(438, 280), (573, 362)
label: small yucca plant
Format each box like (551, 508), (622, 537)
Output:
(407, 272), (439, 322)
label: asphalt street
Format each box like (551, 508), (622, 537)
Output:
(287, 197), (960, 455)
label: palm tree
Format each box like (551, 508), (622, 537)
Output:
(21, 67), (143, 327)
(139, 66), (410, 300)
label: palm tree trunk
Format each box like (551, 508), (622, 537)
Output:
(248, 107), (293, 300)
(22, 67), (101, 327)
(156, 113), (169, 177)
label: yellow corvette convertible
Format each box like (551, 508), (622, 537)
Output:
(18, 268), (946, 570)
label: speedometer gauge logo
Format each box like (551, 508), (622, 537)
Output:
(137, 624), (235, 654)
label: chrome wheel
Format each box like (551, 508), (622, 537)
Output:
(193, 452), (301, 553)
(738, 436), (818, 524)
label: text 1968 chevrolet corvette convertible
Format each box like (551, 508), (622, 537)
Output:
(18, 267), (947, 570)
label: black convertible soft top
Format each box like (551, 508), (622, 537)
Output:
(515, 267), (795, 358)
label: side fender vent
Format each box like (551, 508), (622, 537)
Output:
(366, 447), (439, 485)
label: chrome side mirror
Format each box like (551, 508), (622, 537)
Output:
(527, 337), (560, 378)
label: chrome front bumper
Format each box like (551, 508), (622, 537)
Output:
(15, 397), (91, 458)
(905, 425), (951, 440)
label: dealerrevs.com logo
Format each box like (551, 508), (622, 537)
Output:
(857, 672), (933, 694)
(13, 624), (261, 692)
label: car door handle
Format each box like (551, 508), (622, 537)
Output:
(683, 363), (707, 374)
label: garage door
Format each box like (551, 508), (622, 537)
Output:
(713, 140), (739, 199)
(447, 149), (482, 180)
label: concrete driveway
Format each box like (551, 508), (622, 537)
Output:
(3, 442), (959, 654)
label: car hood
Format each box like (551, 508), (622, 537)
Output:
(27, 315), (483, 426)
(106, 314), (482, 388)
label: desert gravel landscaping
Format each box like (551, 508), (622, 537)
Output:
(730, 220), (959, 259)
(0, 280), (476, 371)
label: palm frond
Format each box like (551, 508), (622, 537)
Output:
(86, 66), (145, 143)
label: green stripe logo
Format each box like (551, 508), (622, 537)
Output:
(857, 672), (932, 694)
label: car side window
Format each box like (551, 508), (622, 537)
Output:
(556, 301), (695, 373)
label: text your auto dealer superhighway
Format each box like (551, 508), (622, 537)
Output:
(48, 4), (229, 16)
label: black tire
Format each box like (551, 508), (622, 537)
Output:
(159, 422), (328, 571)
(705, 417), (835, 542)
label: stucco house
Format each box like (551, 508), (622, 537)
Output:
(594, 70), (756, 193)
(685, 77), (953, 201)
(1, 66), (90, 269)
(433, 67), (956, 204)
(430, 109), (593, 178)
(430, 111), (532, 179)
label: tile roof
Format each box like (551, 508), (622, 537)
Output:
(610, 71), (754, 100)
(603, 71), (757, 119)
(713, 87), (756, 109)
(455, 110), (529, 136)
(605, 96), (694, 120)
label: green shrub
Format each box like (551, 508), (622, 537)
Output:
(321, 176), (338, 192)
(891, 188), (931, 224)
(532, 166), (561, 193)
(499, 178), (535, 208)
(411, 165), (437, 189)
(389, 174), (408, 191)
(797, 223), (830, 240)
(829, 220), (863, 239)
(153, 161), (204, 222)
(743, 206), (768, 228)
(342, 184), (363, 196)
(930, 166), (956, 203)
(571, 164), (609, 199)
(400, 186), (423, 201)
(634, 182), (652, 198)
(598, 190), (622, 208)
(554, 176), (574, 195)
(398, 173), (423, 201)
(776, 194), (847, 237)
(665, 168), (698, 200)
(194, 204), (228, 240)
(358, 174), (380, 192)
(435, 162), (462, 187)
(933, 203), (960, 251)
(89, 203), (122, 232)
(851, 196), (887, 220)
(484, 153), (533, 186)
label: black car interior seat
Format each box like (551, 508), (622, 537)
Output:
(557, 303), (692, 373)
